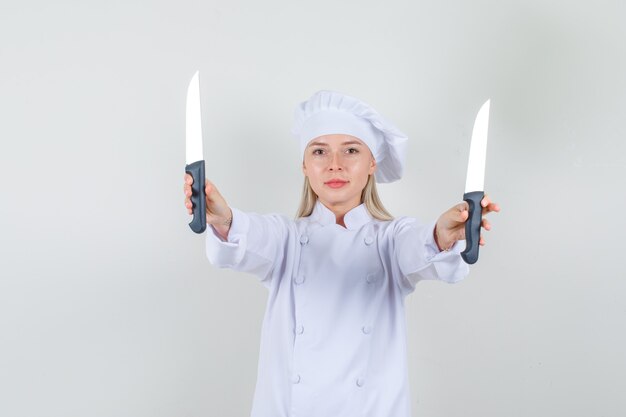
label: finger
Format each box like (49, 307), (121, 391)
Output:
(479, 235), (485, 246)
(455, 203), (469, 222)
(480, 193), (500, 213)
(484, 203), (500, 215)
(481, 218), (491, 231)
(449, 209), (468, 225)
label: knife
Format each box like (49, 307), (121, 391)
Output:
(461, 99), (490, 264)
(185, 70), (206, 234)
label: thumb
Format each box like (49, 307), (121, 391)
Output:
(204, 179), (228, 210)
(205, 179), (218, 199)
(455, 202), (469, 222)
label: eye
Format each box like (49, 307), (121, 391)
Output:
(347, 148), (359, 154)
(312, 148), (325, 155)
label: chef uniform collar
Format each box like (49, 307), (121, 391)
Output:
(291, 90), (409, 183)
(310, 199), (373, 230)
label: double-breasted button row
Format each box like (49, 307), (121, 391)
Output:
(300, 233), (373, 245)
(297, 273), (377, 285)
(297, 274), (377, 285)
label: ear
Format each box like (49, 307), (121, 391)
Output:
(302, 160), (307, 176)
(368, 157), (377, 175)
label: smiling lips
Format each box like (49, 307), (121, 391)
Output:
(325, 179), (348, 189)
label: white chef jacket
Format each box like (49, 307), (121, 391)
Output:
(205, 199), (469, 417)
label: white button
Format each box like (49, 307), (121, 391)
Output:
(294, 275), (306, 285)
(293, 374), (301, 384)
(364, 236), (374, 245)
(356, 377), (365, 387)
(362, 325), (371, 334)
(366, 274), (378, 284)
(296, 325), (304, 334)
(300, 235), (309, 244)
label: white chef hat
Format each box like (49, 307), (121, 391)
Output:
(291, 90), (408, 183)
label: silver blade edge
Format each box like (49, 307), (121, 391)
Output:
(186, 70), (204, 165)
(464, 99), (490, 193)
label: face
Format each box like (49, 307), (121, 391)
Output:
(302, 134), (376, 210)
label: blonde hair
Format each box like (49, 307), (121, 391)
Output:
(295, 174), (394, 221)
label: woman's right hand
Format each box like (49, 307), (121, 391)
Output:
(184, 173), (233, 239)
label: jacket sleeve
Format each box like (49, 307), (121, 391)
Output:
(205, 207), (289, 287)
(391, 216), (470, 295)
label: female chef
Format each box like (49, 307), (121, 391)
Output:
(183, 90), (499, 417)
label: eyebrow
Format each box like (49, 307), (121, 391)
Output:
(307, 140), (364, 148)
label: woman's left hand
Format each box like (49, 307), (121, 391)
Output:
(434, 194), (500, 251)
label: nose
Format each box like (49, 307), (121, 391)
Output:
(328, 151), (343, 171)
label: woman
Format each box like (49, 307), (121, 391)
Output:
(183, 90), (499, 417)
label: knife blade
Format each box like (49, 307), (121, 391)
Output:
(461, 99), (490, 264)
(185, 70), (206, 234)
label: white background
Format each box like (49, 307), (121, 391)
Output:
(1, 0), (625, 416)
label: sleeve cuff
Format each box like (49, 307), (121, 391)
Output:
(419, 220), (469, 284)
(423, 220), (464, 257)
(205, 207), (250, 268)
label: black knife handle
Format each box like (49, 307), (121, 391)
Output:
(185, 160), (206, 234)
(461, 191), (484, 264)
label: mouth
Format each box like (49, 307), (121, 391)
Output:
(324, 179), (348, 188)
